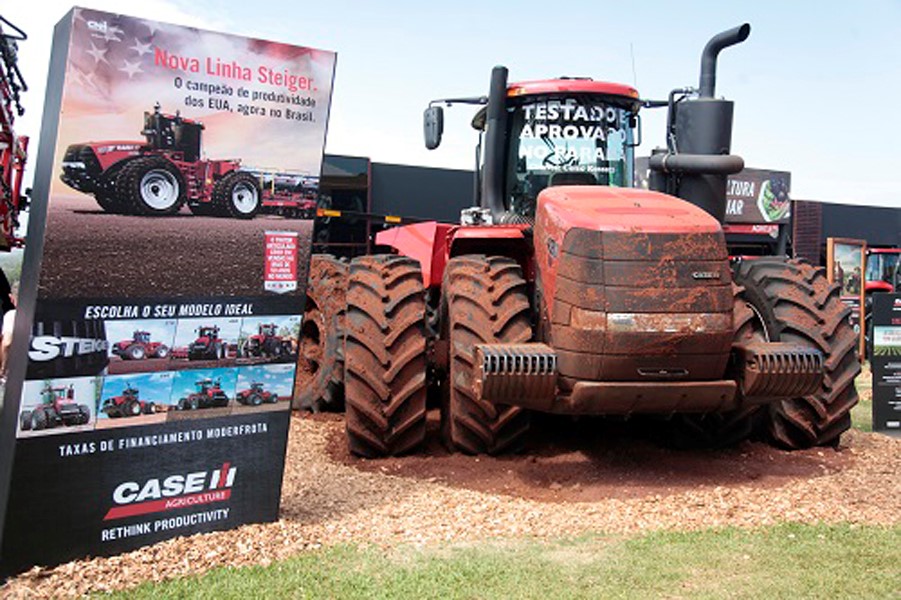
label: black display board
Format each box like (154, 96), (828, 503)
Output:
(0, 7), (335, 571)
(871, 293), (901, 435)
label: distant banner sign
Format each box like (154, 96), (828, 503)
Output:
(827, 238), (867, 358)
(264, 231), (299, 294)
(1, 7), (334, 571)
(872, 294), (901, 433)
(633, 160), (791, 225)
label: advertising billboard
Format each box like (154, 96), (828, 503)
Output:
(0, 7), (334, 570)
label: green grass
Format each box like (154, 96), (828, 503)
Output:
(108, 523), (900, 599)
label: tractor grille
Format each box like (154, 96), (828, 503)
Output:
(550, 229), (734, 385)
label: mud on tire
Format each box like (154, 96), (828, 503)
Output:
(295, 255), (348, 412)
(442, 255), (532, 455)
(344, 255), (427, 457)
(733, 258), (860, 449)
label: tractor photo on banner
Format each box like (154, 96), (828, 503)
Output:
(0, 7), (334, 571)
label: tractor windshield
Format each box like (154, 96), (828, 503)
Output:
(866, 252), (900, 286)
(505, 95), (634, 218)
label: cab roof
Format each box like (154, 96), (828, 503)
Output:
(507, 79), (640, 102)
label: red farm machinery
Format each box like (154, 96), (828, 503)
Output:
(101, 385), (156, 418)
(298, 24), (859, 458)
(241, 322), (294, 359)
(0, 17), (28, 261)
(20, 384), (91, 431)
(59, 103), (317, 219)
(177, 378), (230, 410)
(111, 330), (169, 360)
(236, 382), (279, 406)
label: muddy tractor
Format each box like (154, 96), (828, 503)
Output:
(111, 330), (169, 360)
(20, 384), (91, 431)
(300, 24), (859, 458)
(236, 382), (279, 406)
(101, 385), (155, 418)
(177, 378), (230, 410)
(242, 323), (294, 359)
(188, 326), (227, 361)
(60, 103), (263, 218)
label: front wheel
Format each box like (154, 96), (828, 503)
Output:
(441, 255), (532, 454)
(125, 344), (146, 360)
(117, 156), (186, 216)
(344, 255), (428, 457)
(213, 171), (261, 219)
(733, 258), (860, 449)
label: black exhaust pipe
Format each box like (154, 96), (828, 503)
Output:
(481, 66), (508, 222)
(699, 24), (750, 98)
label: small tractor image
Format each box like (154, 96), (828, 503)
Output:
(59, 104), (316, 219)
(241, 323), (294, 359)
(300, 24), (860, 458)
(101, 385), (156, 418)
(19, 384), (91, 431)
(111, 330), (169, 360)
(188, 325), (227, 361)
(176, 378), (230, 410)
(236, 382), (279, 406)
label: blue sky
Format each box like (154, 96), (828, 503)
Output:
(8, 0), (901, 207)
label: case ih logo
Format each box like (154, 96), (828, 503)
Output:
(104, 462), (236, 520)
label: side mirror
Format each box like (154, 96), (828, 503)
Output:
(424, 106), (444, 150)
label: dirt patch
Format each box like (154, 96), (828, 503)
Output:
(327, 412), (850, 502)
(3, 413), (899, 598)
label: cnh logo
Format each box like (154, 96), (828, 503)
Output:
(86, 19), (108, 33)
(105, 462), (236, 520)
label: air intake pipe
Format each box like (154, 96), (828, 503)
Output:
(481, 66), (508, 222)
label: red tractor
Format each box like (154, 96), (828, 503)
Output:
(177, 378), (230, 410)
(59, 103), (262, 217)
(101, 385), (155, 418)
(303, 25), (859, 457)
(111, 330), (169, 360)
(188, 325), (227, 361)
(20, 384), (91, 431)
(0, 17), (29, 256)
(236, 382), (279, 406)
(864, 248), (901, 354)
(242, 323), (294, 358)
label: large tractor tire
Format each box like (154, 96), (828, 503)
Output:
(213, 171), (261, 219)
(117, 156), (186, 216)
(125, 344), (146, 360)
(95, 194), (129, 214)
(344, 255), (428, 457)
(295, 255), (348, 412)
(95, 163), (131, 214)
(442, 255), (532, 454)
(662, 286), (762, 449)
(733, 258), (860, 449)
(30, 408), (48, 431)
(19, 411), (32, 431)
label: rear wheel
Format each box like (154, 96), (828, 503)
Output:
(733, 258), (860, 449)
(125, 399), (141, 417)
(295, 255), (348, 411)
(19, 410), (32, 431)
(117, 156), (186, 216)
(77, 405), (91, 424)
(442, 255), (532, 454)
(213, 171), (261, 219)
(154, 345), (169, 359)
(344, 255), (428, 457)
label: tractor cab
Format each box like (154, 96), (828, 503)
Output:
(133, 330), (151, 343)
(250, 382), (264, 392)
(142, 103), (204, 162)
(197, 326), (219, 340)
(122, 385), (139, 398)
(425, 76), (642, 224)
(259, 323), (277, 337)
(195, 378), (215, 393)
(486, 82), (640, 220)
(42, 385), (74, 408)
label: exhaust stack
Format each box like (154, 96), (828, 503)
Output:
(481, 66), (508, 222)
(649, 24), (750, 224)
